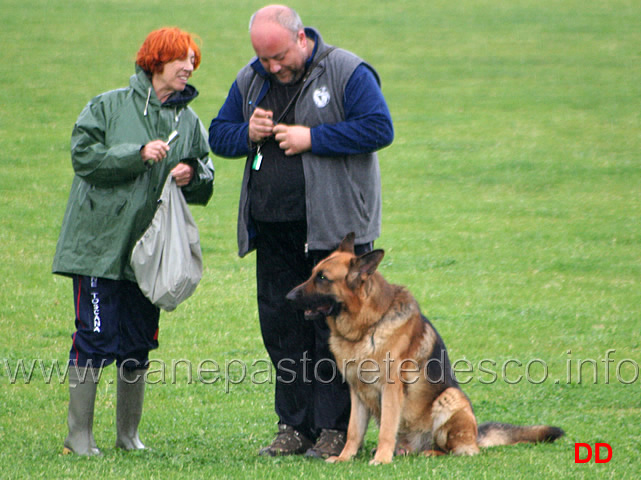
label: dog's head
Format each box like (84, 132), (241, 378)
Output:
(286, 233), (385, 321)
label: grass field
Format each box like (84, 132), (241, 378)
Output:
(1, 0), (640, 478)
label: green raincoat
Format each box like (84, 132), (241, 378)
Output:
(53, 65), (214, 282)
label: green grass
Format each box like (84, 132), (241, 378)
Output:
(1, 0), (640, 478)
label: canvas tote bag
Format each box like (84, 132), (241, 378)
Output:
(130, 175), (203, 311)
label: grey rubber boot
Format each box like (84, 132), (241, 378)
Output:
(115, 368), (147, 450)
(63, 366), (102, 456)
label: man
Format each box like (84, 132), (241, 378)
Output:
(209, 5), (393, 458)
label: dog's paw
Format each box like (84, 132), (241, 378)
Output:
(326, 455), (351, 464)
(370, 451), (394, 465)
(421, 449), (446, 457)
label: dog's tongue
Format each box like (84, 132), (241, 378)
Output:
(303, 305), (331, 320)
(303, 302), (339, 321)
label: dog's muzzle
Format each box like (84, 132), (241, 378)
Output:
(285, 289), (341, 321)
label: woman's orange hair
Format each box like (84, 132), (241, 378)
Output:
(136, 27), (201, 74)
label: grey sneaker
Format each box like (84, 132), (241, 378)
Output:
(259, 424), (313, 456)
(305, 429), (346, 459)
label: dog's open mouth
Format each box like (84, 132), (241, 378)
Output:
(287, 290), (341, 321)
(304, 301), (340, 321)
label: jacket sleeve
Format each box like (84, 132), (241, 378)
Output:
(181, 119), (215, 206)
(181, 155), (215, 206)
(208, 81), (252, 158)
(70, 98), (148, 187)
(310, 64), (394, 157)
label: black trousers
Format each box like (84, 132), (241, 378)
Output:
(254, 220), (372, 440)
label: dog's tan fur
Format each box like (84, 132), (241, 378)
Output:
(287, 234), (563, 465)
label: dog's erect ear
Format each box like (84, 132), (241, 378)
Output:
(356, 250), (385, 275)
(338, 233), (356, 254)
(348, 250), (385, 287)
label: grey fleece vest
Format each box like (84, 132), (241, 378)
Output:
(235, 35), (382, 256)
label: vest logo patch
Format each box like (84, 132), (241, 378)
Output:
(313, 86), (331, 108)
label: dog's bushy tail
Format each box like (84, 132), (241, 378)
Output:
(477, 422), (564, 448)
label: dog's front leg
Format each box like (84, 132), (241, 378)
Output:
(371, 382), (404, 465)
(327, 388), (370, 463)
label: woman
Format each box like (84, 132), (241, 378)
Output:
(53, 27), (214, 456)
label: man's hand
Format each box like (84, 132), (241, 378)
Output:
(273, 124), (311, 156)
(170, 162), (195, 187)
(249, 107), (275, 144)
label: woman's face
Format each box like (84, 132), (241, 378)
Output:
(152, 48), (195, 102)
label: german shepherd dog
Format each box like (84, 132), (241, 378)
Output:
(286, 234), (563, 465)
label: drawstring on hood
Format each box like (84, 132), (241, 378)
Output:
(144, 87), (152, 116)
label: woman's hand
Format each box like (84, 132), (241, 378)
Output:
(171, 162), (195, 187)
(140, 140), (170, 164)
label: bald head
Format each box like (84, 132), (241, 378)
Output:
(249, 4), (312, 84)
(249, 5), (303, 36)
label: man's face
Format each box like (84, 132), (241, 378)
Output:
(251, 22), (308, 85)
